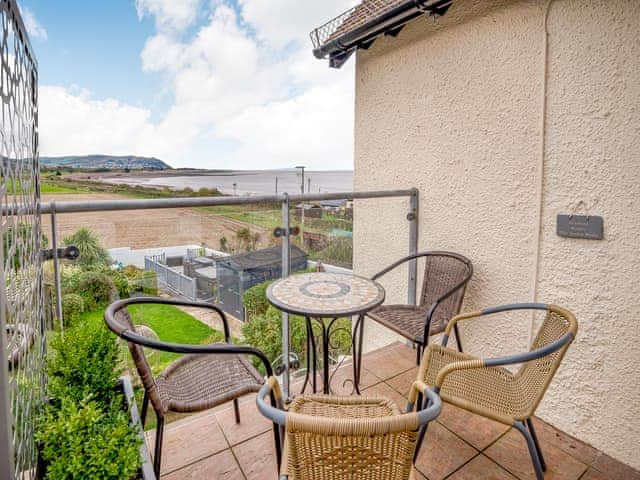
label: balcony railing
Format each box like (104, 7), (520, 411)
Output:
(40, 188), (419, 398)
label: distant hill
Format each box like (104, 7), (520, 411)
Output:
(40, 155), (171, 170)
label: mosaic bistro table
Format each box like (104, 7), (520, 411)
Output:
(266, 272), (385, 394)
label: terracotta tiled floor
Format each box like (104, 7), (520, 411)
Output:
(146, 342), (639, 480)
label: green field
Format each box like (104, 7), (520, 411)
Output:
(41, 182), (87, 193)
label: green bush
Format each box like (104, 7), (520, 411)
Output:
(61, 293), (84, 326)
(243, 280), (273, 319)
(47, 320), (120, 406)
(109, 270), (131, 299)
(60, 265), (83, 293)
(121, 264), (143, 279)
(133, 270), (158, 295)
(77, 271), (116, 310)
(242, 306), (307, 374)
(37, 397), (140, 480)
(242, 277), (353, 374)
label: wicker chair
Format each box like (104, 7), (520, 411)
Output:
(415, 303), (578, 480)
(257, 377), (441, 480)
(353, 251), (472, 386)
(104, 297), (281, 478)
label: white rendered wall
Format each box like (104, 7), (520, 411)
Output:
(353, 0), (640, 468)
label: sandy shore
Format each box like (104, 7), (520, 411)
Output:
(41, 193), (269, 250)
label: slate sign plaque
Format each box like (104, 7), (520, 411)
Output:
(557, 214), (603, 240)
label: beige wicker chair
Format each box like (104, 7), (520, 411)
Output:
(105, 297), (281, 478)
(353, 252), (473, 387)
(257, 377), (441, 480)
(415, 303), (578, 480)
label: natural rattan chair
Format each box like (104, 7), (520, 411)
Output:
(415, 303), (578, 480)
(105, 297), (281, 478)
(257, 376), (441, 480)
(353, 252), (472, 387)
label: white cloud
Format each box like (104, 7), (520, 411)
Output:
(214, 78), (353, 170)
(239, 0), (358, 49)
(39, 86), (192, 159)
(39, 0), (356, 170)
(20, 5), (47, 40)
(135, 0), (202, 33)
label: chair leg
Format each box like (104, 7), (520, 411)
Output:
(453, 323), (463, 352)
(514, 421), (545, 480)
(413, 423), (430, 463)
(412, 393), (433, 462)
(233, 398), (241, 424)
(415, 343), (422, 365)
(140, 392), (149, 428)
(154, 414), (165, 479)
(527, 418), (547, 472)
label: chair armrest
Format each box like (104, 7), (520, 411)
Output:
(434, 332), (574, 387)
(407, 380), (442, 425)
(106, 296), (233, 342)
(256, 377), (286, 426)
(442, 302), (549, 347)
(371, 252), (434, 281)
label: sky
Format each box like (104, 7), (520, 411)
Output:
(20, 0), (358, 170)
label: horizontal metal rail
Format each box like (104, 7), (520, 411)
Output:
(30, 189), (416, 214)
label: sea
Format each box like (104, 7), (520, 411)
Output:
(105, 169), (354, 196)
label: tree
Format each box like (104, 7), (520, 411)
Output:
(63, 228), (110, 269)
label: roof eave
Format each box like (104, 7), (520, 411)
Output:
(312, 0), (453, 68)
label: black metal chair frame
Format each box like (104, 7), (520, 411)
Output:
(352, 251), (473, 392)
(104, 297), (281, 478)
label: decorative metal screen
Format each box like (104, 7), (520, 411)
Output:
(0, 0), (42, 479)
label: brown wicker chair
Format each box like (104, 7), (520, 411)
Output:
(257, 376), (441, 480)
(353, 251), (472, 388)
(105, 297), (281, 478)
(415, 303), (578, 480)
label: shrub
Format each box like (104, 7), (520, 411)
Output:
(242, 306), (307, 374)
(122, 264), (143, 278)
(61, 293), (84, 326)
(108, 270), (131, 299)
(37, 397), (140, 480)
(243, 280), (273, 319)
(63, 227), (111, 269)
(242, 278), (353, 374)
(60, 264), (83, 293)
(47, 320), (120, 406)
(133, 270), (158, 295)
(77, 271), (116, 310)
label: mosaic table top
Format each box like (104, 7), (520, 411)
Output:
(266, 272), (385, 317)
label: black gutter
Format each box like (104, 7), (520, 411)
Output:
(312, 0), (452, 64)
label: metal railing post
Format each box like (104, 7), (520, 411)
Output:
(281, 193), (291, 398)
(408, 189), (419, 305)
(0, 269), (14, 480)
(50, 202), (64, 330)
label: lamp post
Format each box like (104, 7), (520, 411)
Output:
(296, 166), (305, 194)
(296, 166), (305, 249)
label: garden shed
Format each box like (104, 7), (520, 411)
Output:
(216, 245), (307, 320)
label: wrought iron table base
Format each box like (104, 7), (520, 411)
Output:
(301, 316), (355, 395)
